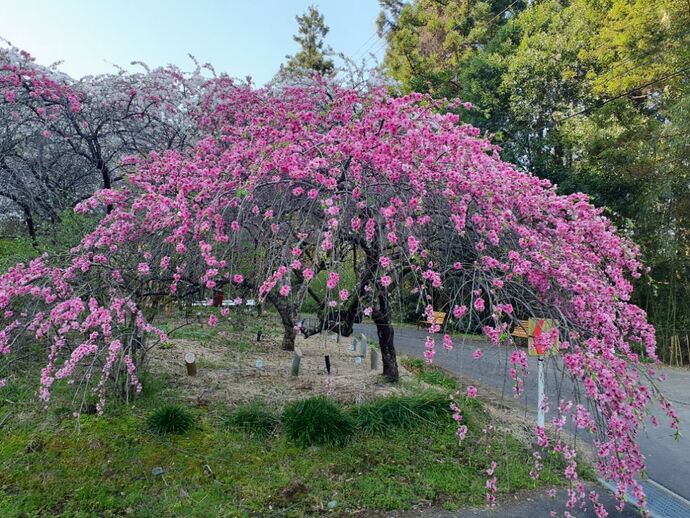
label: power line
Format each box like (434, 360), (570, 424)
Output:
(361, 29), (390, 67)
(554, 61), (690, 125)
(351, 31), (379, 60)
(363, 37), (387, 62)
(500, 60), (690, 148)
(485, 0), (523, 27)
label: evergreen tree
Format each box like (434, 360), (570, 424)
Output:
(281, 5), (334, 78)
(380, 0), (690, 341)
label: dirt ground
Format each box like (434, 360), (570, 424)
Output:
(148, 331), (414, 408)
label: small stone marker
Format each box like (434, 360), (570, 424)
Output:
(370, 348), (379, 370)
(328, 500), (338, 509)
(185, 352), (197, 376)
(349, 337), (358, 352)
(291, 348), (303, 377)
(355, 357), (362, 365)
(255, 358), (264, 370)
(152, 466), (164, 476)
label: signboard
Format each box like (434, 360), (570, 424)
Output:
(527, 318), (558, 356)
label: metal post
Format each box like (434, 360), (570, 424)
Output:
(537, 355), (545, 428)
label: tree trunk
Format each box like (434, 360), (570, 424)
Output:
(97, 158), (114, 214)
(24, 211), (37, 246)
(268, 294), (297, 351)
(372, 293), (399, 382)
(281, 322), (297, 351)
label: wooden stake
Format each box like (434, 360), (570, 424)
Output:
(185, 352), (197, 376)
(325, 355), (331, 375)
(291, 348), (302, 377)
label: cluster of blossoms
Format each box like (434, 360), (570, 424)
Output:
(0, 46), (81, 111)
(0, 79), (677, 513)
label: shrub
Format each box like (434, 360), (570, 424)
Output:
(226, 402), (280, 438)
(351, 393), (450, 434)
(147, 404), (195, 435)
(282, 397), (354, 447)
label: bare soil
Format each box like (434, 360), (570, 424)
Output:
(148, 331), (413, 408)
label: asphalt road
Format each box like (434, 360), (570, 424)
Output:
(354, 323), (690, 515)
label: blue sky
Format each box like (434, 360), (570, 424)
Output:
(0, 1), (385, 84)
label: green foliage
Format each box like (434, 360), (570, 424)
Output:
(300, 257), (358, 314)
(225, 402), (280, 438)
(351, 393), (450, 434)
(49, 210), (98, 252)
(280, 4), (334, 78)
(282, 396), (355, 446)
(147, 404), (195, 435)
(381, 0), (690, 338)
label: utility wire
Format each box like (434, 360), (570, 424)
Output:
(499, 60), (690, 148)
(351, 31), (379, 60)
(552, 61), (690, 126)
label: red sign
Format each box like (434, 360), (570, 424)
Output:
(533, 319), (546, 355)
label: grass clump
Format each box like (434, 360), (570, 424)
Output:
(401, 357), (457, 390)
(351, 393), (450, 434)
(225, 402), (280, 438)
(147, 404), (195, 435)
(282, 396), (354, 446)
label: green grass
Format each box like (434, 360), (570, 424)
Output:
(147, 404), (196, 435)
(282, 397), (355, 447)
(0, 408), (567, 517)
(0, 382), (572, 517)
(350, 392), (450, 434)
(0, 238), (37, 273)
(224, 402), (280, 438)
(401, 357), (459, 390)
